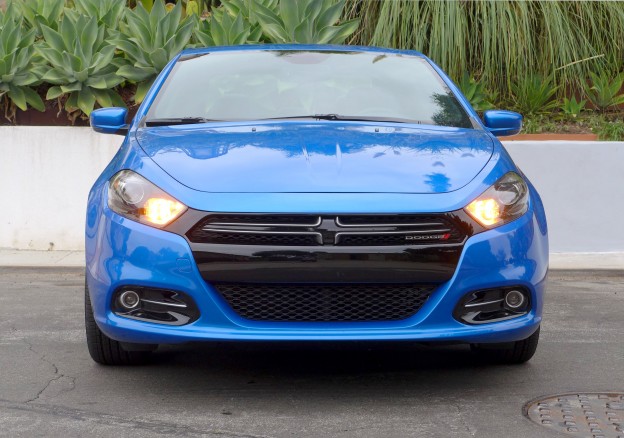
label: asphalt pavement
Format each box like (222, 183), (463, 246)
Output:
(0, 267), (622, 438)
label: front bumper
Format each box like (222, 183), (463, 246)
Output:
(86, 198), (548, 345)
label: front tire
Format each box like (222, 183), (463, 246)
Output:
(85, 280), (153, 365)
(471, 326), (540, 364)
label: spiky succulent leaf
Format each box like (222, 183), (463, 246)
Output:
(252, 0), (359, 44)
(511, 74), (559, 116)
(36, 13), (124, 115)
(114, 0), (194, 102)
(14, 0), (64, 36)
(562, 96), (586, 118)
(584, 71), (624, 111)
(193, 7), (259, 47)
(68, 0), (126, 30)
(0, 9), (45, 111)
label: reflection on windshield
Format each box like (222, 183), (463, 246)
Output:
(148, 50), (473, 129)
(431, 92), (471, 128)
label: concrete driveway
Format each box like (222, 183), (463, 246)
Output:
(0, 267), (622, 437)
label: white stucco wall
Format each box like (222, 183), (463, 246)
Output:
(0, 126), (622, 253)
(505, 141), (624, 252)
(0, 127), (121, 251)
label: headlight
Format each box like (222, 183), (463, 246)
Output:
(108, 170), (187, 227)
(465, 172), (529, 228)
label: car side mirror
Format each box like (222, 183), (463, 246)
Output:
(482, 110), (522, 137)
(90, 107), (129, 136)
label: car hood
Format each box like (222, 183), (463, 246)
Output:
(135, 123), (494, 194)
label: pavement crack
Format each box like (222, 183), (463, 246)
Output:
(0, 399), (275, 438)
(25, 374), (64, 404)
(454, 403), (476, 437)
(20, 337), (76, 403)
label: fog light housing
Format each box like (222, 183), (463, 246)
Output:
(118, 290), (140, 310)
(504, 289), (526, 309)
(453, 286), (530, 325)
(112, 287), (200, 326)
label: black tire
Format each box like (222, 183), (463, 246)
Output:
(85, 281), (152, 365)
(471, 326), (540, 364)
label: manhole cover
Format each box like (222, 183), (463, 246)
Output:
(524, 393), (624, 437)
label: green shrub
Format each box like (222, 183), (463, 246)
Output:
(0, 5), (46, 114)
(114, 0), (194, 102)
(511, 75), (559, 116)
(596, 118), (624, 141)
(0, 0), (622, 129)
(37, 14), (125, 115)
(520, 115), (557, 135)
(561, 96), (586, 119)
(583, 71), (624, 112)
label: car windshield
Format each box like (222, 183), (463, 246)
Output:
(146, 50), (474, 129)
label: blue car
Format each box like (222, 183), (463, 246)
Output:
(86, 45), (548, 366)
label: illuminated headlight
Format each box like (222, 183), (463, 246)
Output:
(465, 172), (529, 228)
(108, 170), (186, 227)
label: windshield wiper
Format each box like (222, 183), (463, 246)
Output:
(258, 114), (424, 124)
(145, 117), (223, 126)
(145, 114), (426, 126)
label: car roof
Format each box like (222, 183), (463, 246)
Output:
(180, 44), (426, 58)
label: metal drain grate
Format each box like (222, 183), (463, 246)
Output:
(524, 392), (624, 437)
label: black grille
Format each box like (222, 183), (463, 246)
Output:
(337, 234), (443, 246)
(214, 283), (436, 322)
(207, 214), (320, 226)
(187, 214), (322, 246)
(336, 215), (445, 226)
(189, 230), (320, 246)
(335, 214), (463, 246)
(187, 213), (466, 246)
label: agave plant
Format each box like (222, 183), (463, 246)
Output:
(0, 5), (46, 114)
(36, 14), (125, 116)
(252, 0), (360, 44)
(583, 71), (624, 112)
(14, 0), (64, 35)
(192, 0), (279, 46)
(220, 0), (278, 28)
(115, 0), (195, 103)
(511, 74), (559, 116)
(67, 0), (126, 30)
(193, 7), (262, 46)
(562, 96), (586, 118)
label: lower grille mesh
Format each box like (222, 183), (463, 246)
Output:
(214, 283), (436, 322)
